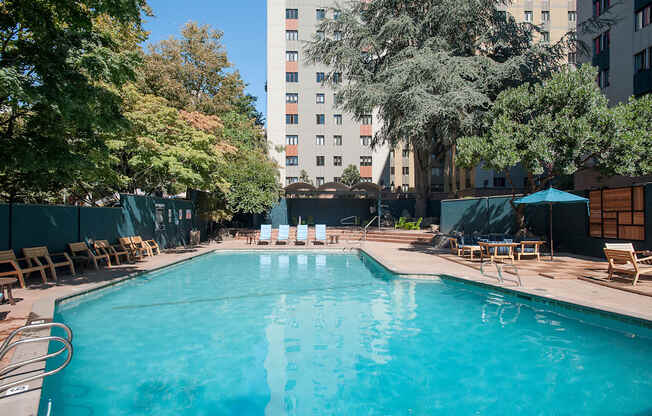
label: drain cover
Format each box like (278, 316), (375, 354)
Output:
(5, 385), (29, 396)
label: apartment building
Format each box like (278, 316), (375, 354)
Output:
(577, 0), (652, 104)
(267, 0), (390, 188)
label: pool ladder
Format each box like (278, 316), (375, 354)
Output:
(0, 323), (73, 396)
(480, 261), (522, 287)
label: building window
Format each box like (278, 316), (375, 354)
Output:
(286, 177), (298, 185)
(286, 93), (298, 103)
(286, 72), (298, 82)
(316, 72), (325, 82)
(334, 94), (342, 106)
(635, 5), (652, 31)
(334, 114), (342, 125)
(316, 93), (325, 104)
(333, 156), (342, 166)
(332, 72), (342, 83)
(316, 177), (325, 186)
(361, 114), (372, 125)
(334, 176), (341, 183)
(334, 135), (342, 145)
(401, 184), (408, 192)
(635, 50), (647, 73)
(316, 8), (326, 20)
(541, 31), (550, 42)
(594, 31), (610, 56)
(286, 8), (298, 19)
(598, 68), (610, 88)
(286, 135), (298, 145)
(524, 10), (533, 22)
(360, 136), (371, 146)
(316, 114), (325, 124)
(541, 11), (550, 22)
(568, 11), (576, 22)
(568, 52), (577, 65)
(334, 10), (341, 20)
(286, 51), (298, 62)
(402, 167), (409, 175)
(316, 135), (325, 145)
(286, 156), (298, 166)
(286, 114), (298, 124)
(334, 31), (342, 41)
(360, 156), (372, 166)
(390, 167), (395, 175)
(493, 177), (506, 187)
(286, 30), (298, 41)
(316, 31), (325, 41)
(593, 0), (610, 17)
(360, 177), (372, 183)
(316, 156), (325, 166)
(402, 149), (409, 158)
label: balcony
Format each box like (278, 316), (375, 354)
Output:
(634, 69), (652, 96)
(592, 49), (609, 69)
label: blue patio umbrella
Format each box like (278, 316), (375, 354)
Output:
(514, 187), (589, 260)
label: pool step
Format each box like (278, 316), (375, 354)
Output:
(234, 228), (433, 245)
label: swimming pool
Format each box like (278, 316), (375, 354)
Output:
(40, 251), (652, 415)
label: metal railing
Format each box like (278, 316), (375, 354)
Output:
(480, 261), (522, 286)
(0, 323), (73, 395)
(339, 215), (358, 226)
(363, 216), (378, 241)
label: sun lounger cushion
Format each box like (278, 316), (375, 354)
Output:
(315, 224), (326, 241)
(278, 225), (289, 241)
(259, 224), (272, 241)
(296, 224), (308, 242)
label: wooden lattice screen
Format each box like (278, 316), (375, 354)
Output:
(589, 186), (645, 240)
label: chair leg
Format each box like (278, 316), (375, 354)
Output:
(69, 262), (76, 276)
(633, 271), (640, 286)
(17, 271), (26, 288)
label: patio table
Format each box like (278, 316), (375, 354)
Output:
(479, 242), (518, 264)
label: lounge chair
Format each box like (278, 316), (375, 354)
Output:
(22, 246), (75, 280)
(405, 217), (422, 230)
(94, 240), (131, 265)
(0, 249), (48, 288)
(258, 224), (272, 245)
(276, 225), (289, 245)
(603, 248), (652, 286)
(295, 224), (308, 245)
(395, 217), (406, 229)
(313, 224), (327, 245)
(449, 237), (481, 260)
(143, 238), (161, 255)
(605, 243), (652, 264)
(119, 237), (146, 260)
(68, 242), (111, 270)
(131, 236), (153, 256)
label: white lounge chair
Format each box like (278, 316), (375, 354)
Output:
(313, 224), (327, 245)
(258, 224), (272, 245)
(276, 225), (289, 245)
(295, 224), (308, 245)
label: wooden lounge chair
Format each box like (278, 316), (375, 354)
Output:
(144, 239), (161, 255)
(605, 243), (652, 264)
(94, 240), (131, 265)
(449, 238), (463, 256)
(295, 224), (308, 245)
(258, 224), (272, 245)
(276, 225), (289, 245)
(22, 246), (75, 280)
(449, 237), (481, 260)
(0, 249), (48, 288)
(603, 248), (652, 286)
(68, 242), (111, 270)
(131, 236), (153, 257)
(313, 224), (327, 245)
(119, 237), (146, 260)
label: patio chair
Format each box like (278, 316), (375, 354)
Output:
(313, 224), (327, 245)
(603, 248), (652, 286)
(449, 237), (463, 256)
(395, 217), (406, 230)
(604, 243), (652, 264)
(119, 237), (146, 260)
(94, 240), (131, 265)
(22, 246), (75, 280)
(405, 217), (422, 230)
(68, 242), (111, 270)
(276, 225), (289, 245)
(517, 240), (544, 261)
(295, 224), (308, 245)
(0, 249), (48, 288)
(131, 236), (153, 257)
(258, 224), (272, 245)
(143, 238), (161, 255)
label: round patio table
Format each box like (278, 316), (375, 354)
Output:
(0, 277), (17, 305)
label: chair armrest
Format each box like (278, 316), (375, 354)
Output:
(0, 259), (20, 271)
(636, 255), (652, 263)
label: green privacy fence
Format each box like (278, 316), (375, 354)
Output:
(440, 185), (652, 258)
(0, 194), (197, 254)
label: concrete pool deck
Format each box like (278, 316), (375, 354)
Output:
(1, 239), (652, 414)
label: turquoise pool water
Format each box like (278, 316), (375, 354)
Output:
(40, 251), (652, 415)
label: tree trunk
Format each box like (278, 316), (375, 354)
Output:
(450, 143), (458, 194)
(413, 148), (430, 218)
(443, 150), (450, 193)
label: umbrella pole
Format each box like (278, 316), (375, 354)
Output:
(549, 203), (554, 261)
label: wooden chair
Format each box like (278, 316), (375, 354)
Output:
(131, 236), (153, 257)
(449, 238), (462, 256)
(68, 242), (111, 270)
(144, 239), (161, 255)
(605, 243), (652, 265)
(118, 237), (146, 260)
(0, 249), (48, 288)
(22, 246), (75, 280)
(517, 241), (545, 261)
(603, 248), (652, 286)
(94, 240), (131, 265)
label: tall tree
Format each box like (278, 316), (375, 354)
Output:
(0, 0), (150, 202)
(457, 65), (652, 230)
(341, 165), (361, 187)
(304, 0), (568, 215)
(141, 22), (248, 116)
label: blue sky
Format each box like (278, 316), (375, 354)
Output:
(143, 0), (267, 119)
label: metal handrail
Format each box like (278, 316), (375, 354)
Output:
(339, 215), (358, 225)
(363, 216), (378, 241)
(0, 323), (74, 395)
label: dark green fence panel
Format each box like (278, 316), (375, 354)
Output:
(119, 194), (156, 242)
(11, 204), (78, 253)
(0, 205), (9, 250)
(80, 207), (124, 244)
(383, 199), (416, 219)
(268, 198), (289, 228)
(427, 199), (441, 220)
(440, 198), (489, 234)
(487, 197), (515, 234)
(287, 199), (373, 226)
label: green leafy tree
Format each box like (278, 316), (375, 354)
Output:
(304, 0), (569, 215)
(0, 0), (150, 202)
(299, 170), (313, 185)
(457, 65), (652, 230)
(341, 165), (361, 187)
